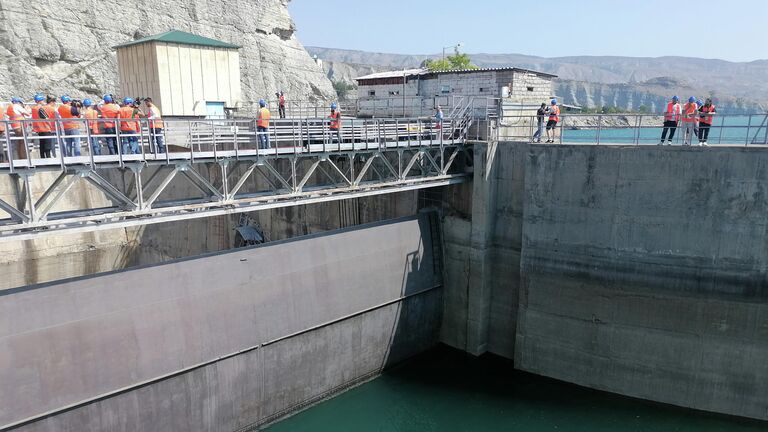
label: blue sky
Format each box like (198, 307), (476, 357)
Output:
(289, 0), (767, 62)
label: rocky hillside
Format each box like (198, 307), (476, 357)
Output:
(308, 47), (768, 110)
(556, 77), (756, 114)
(0, 0), (335, 111)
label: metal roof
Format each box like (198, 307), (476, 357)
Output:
(113, 30), (241, 50)
(354, 69), (427, 80)
(356, 66), (557, 81)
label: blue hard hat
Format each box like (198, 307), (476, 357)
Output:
(123, 97), (134, 105)
(688, 96), (696, 103)
(330, 102), (338, 110)
(83, 98), (93, 107)
(103, 94), (113, 103)
(61, 95), (71, 103)
(551, 98), (557, 105)
(259, 99), (266, 107)
(696, 99), (703, 105)
(672, 95), (679, 101)
(34, 94), (45, 102)
(11, 97), (22, 104)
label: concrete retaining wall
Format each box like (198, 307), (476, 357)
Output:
(515, 145), (768, 420)
(0, 215), (442, 431)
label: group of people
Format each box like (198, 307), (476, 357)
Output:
(660, 96), (716, 146)
(0, 94), (165, 159)
(533, 99), (561, 143)
(255, 98), (342, 149)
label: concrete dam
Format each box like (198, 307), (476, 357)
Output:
(2, 142), (768, 430)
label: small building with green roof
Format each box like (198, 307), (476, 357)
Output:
(114, 30), (242, 117)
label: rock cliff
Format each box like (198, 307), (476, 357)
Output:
(0, 0), (335, 111)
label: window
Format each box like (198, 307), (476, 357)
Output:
(368, 90), (376, 97)
(440, 85), (451, 94)
(527, 86), (534, 92)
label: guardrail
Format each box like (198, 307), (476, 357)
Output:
(0, 115), (471, 172)
(493, 113), (768, 146)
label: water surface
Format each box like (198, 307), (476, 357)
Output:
(265, 345), (765, 432)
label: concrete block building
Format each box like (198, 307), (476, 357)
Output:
(355, 67), (557, 118)
(114, 30), (242, 118)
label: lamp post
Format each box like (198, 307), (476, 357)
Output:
(438, 43), (463, 108)
(442, 42), (463, 61)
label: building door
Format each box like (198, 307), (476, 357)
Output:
(206, 102), (226, 119)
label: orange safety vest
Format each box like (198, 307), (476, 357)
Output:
(682, 102), (698, 123)
(0, 108), (5, 133)
(84, 107), (100, 134)
(100, 103), (120, 128)
(57, 104), (81, 130)
(147, 105), (164, 129)
(257, 107), (271, 128)
(664, 102), (681, 122)
(329, 111), (341, 129)
(118, 106), (140, 132)
(31, 104), (55, 133)
(548, 105), (560, 123)
(699, 105), (716, 125)
(6, 104), (23, 130)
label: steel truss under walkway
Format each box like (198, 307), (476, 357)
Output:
(0, 142), (472, 241)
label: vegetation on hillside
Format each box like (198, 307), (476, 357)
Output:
(332, 80), (357, 100)
(425, 49), (478, 72)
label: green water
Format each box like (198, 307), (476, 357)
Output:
(265, 346), (765, 432)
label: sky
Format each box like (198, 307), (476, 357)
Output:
(289, 0), (767, 62)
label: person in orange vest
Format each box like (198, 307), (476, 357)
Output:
(118, 97), (141, 154)
(698, 98), (716, 146)
(99, 94), (120, 155)
(660, 95), (681, 145)
(31, 94), (57, 158)
(681, 96), (698, 146)
(329, 102), (341, 144)
(58, 95), (83, 156)
(545, 98), (559, 143)
(82, 99), (102, 155)
(144, 98), (165, 153)
(256, 99), (271, 149)
(6, 97), (30, 160)
(276, 91), (286, 119)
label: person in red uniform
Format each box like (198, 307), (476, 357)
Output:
(31, 94), (57, 158)
(100, 94), (120, 155)
(118, 97), (140, 154)
(660, 95), (682, 145)
(698, 98), (716, 146)
(256, 99), (271, 149)
(545, 98), (559, 143)
(58, 95), (82, 156)
(329, 102), (341, 144)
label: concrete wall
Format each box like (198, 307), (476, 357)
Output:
(1, 215), (442, 430)
(515, 145), (768, 421)
(441, 143), (768, 421)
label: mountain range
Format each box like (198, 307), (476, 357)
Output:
(308, 47), (768, 113)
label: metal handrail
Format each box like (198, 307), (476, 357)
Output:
(0, 115), (474, 172)
(492, 113), (768, 146)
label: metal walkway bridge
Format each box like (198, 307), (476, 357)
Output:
(0, 111), (475, 241)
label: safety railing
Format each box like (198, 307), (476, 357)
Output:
(0, 115), (472, 172)
(495, 113), (768, 146)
